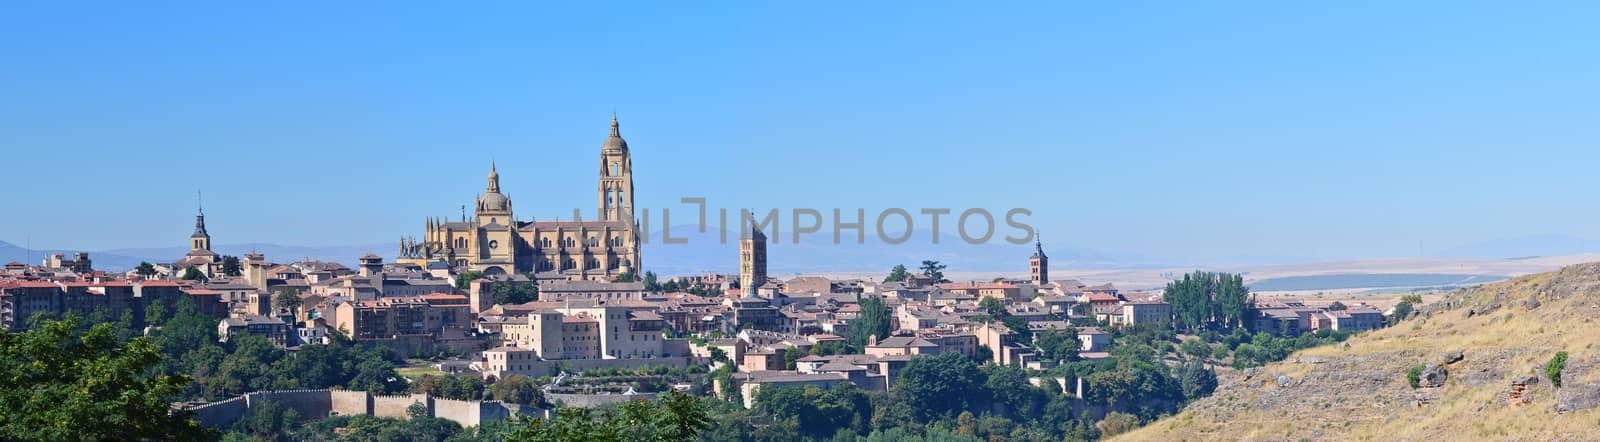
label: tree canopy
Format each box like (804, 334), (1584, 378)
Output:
(883, 264), (910, 283)
(1163, 271), (1251, 331)
(847, 295), (892, 351)
(918, 260), (949, 283)
(181, 266), (208, 281)
(0, 318), (215, 440)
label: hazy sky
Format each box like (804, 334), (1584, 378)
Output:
(2, 1), (1597, 263)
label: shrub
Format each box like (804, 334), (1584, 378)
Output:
(1546, 351), (1568, 388)
(1406, 364), (1424, 389)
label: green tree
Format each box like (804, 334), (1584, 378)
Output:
(453, 271), (486, 290)
(955, 411), (977, 436)
(491, 374), (544, 406)
(134, 261), (159, 278)
(847, 295), (892, 351)
(406, 402), (429, 419)
(612, 271), (637, 283)
(892, 352), (985, 421)
(1034, 327), (1082, 363)
(1547, 351), (1568, 387)
(883, 264), (910, 283)
(273, 290), (301, 317)
(978, 296), (1007, 318)
(983, 364), (1047, 421)
(918, 260), (949, 283)
(643, 271), (661, 292)
(1328, 301), (1347, 311)
(0, 318), (215, 440)
(1164, 271), (1251, 331)
(1096, 412), (1141, 438)
(181, 266), (208, 281)
(1180, 338), (1212, 360)
(488, 280), (538, 305)
(1176, 359), (1218, 400)
(1214, 272), (1251, 327)
(221, 255), (242, 277)
(1389, 301), (1414, 326)
(1401, 293), (1424, 305)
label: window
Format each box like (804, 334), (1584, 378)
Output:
(610, 162), (620, 176)
(488, 240), (499, 249)
(455, 238), (467, 249)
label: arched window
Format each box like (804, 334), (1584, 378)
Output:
(455, 238), (467, 249)
(610, 162), (620, 176)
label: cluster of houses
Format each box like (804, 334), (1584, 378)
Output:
(4, 238), (1397, 410)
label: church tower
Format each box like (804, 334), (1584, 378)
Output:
(740, 224), (768, 295)
(1029, 238), (1048, 286)
(190, 205), (211, 253)
(597, 115), (634, 223)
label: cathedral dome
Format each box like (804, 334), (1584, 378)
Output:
(603, 115), (628, 152)
(478, 191), (510, 213)
(477, 161), (511, 214)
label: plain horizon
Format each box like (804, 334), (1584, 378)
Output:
(4, 2), (1599, 265)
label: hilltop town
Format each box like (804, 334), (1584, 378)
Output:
(0, 118), (1425, 441)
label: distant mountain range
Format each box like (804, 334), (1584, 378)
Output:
(0, 241), (390, 272)
(1, 226), (1143, 274)
(8, 231), (1595, 277)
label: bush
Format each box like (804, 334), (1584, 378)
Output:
(1546, 351), (1568, 388)
(1406, 364), (1424, 389)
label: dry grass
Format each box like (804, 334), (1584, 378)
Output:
(1117, 263), (1600, 441)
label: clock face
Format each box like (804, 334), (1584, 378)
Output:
(489, 240), (499, 249)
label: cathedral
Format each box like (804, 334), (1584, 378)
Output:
(401, 116), (641, 280)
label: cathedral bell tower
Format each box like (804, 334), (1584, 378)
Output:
(1029, 238), (1048, 286)
(191, 205), (211, 253)
(597, 115), (634, 223)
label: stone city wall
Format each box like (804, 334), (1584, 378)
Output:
(178, 389), (526, 430)
(546, 392), (657, 408)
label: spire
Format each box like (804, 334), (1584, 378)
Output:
(602, 114), (628, 152)
(1032, 235), (1046, 259)
(192, 192), (209, 238)
(486, 161), (501, 193)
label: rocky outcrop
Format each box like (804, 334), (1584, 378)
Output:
(1441, 351), (1464, 365)
(1418, 364), (1448, 388)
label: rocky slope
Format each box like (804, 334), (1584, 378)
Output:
(1119, 262), (1600, 441)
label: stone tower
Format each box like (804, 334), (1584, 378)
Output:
(190, 205), (211, 253)
(1029, 238), (1048, 286)
(740, 224), (768, 295)
(597, 115), (634, 223)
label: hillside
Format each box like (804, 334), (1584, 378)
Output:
(1119, 262), (1600, 441)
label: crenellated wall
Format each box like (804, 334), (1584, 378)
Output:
(248, 389), (334, 420)
(371, 393), (429, 418)
(546, 392), (656, 408)
(329, 389), (370, 416)
(178, 389), (527, 430)
(185, 396), (248, 427)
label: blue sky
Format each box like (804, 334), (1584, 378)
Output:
(2, 1), (1598, 264)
